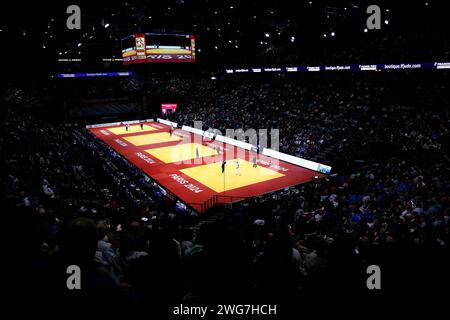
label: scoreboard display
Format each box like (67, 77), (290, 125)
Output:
(122, 33), (195, 65)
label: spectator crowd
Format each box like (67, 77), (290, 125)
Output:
(2, 68), (449, 317)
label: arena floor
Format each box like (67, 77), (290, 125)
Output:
(89, 121), (324, 212)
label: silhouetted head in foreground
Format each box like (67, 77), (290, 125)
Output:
(60, 217), (97, 264)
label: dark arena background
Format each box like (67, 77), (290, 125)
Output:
(2, 1), (450, 318)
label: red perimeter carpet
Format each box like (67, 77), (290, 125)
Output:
(88, 121), (324, 212)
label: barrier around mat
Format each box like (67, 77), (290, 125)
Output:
(203, 131), (215, 140)
(157, 118), (178, 128)
(181, 125), (204, 136)
(263, 148), (332, 174)
(86, 119), (153, 129)
(215, 135), (252, 150)
(170, 122), (331, 173)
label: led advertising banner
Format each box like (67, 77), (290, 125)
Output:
(224, 62), (450, 74)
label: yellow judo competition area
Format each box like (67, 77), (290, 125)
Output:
(110, 128), (287, 193)
(180, 159), (285, 192)
(107, 124), (158, 135)
(145, 142), (218, 163)
(123, 132), (183, 146)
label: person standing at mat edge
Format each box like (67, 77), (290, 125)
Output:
(221, 160), (226, 174)
(252, 155), (257, 168)
(235, 160), (241, 176)
(140, 123), (144, 130)
(196, 147), (200, 159)
(125, 123), (129, 131)
(169, 127), (173, 136)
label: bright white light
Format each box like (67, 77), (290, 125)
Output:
(211, 76), (217, 80)
(364, 28), (368, 33)
(331, 32), (335, 37)
(264, 32), (270, 38)
(214, 46), (218, 49)
(290, 36), (295, 42)
(323, 34), (327, 38)
(384, 20), (389, 25)
(77, 42), (82, 47)
(42, 45), (46, 49)
(104, 23), (110, 28)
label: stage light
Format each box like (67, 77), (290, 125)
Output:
(104, 23), (110, 28)
(384, 20), (389, 25)
(364, 28), (368, 33)
(331, 31), (335, 37)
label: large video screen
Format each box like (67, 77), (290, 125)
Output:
(122, 33), (195, 65)
(161, 103), (177, 114)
